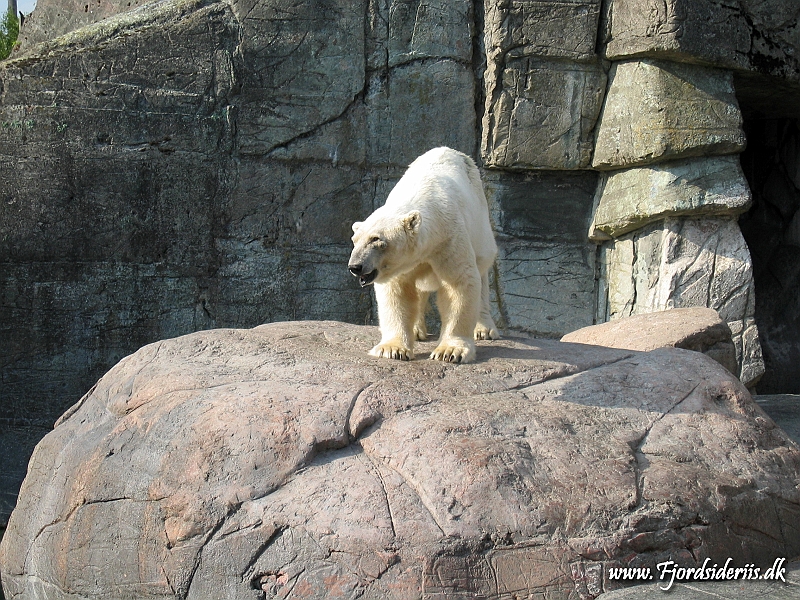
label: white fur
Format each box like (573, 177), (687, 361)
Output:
(349, 147), (499, 363)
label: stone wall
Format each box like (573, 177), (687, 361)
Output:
(1, 0), (799, 523)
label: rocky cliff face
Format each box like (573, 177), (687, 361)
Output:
(1, 0), (799, 523)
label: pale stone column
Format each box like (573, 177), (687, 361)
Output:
(589, 59), (764, 386)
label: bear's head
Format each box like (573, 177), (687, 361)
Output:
(348, 210), (421, 287)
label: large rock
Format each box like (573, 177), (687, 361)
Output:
(589, 156), (752, 240)
(602, 0), (800, 81)
(2, 321), (799, 599)
(597, 217), (765, 387)
(561, 307), (739, 376)
(592, 60), (746, 170)
(481, 0), (606, 169)
(482, 57), (607, 170)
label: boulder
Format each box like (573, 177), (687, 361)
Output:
(2, 321), (799, 600)
(561, 308), (739, 376)
(592, 60), (745, 170)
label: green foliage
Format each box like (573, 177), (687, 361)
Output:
(0, 9), (19, 61)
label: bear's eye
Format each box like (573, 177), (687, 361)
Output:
(368, 236), (381, 245)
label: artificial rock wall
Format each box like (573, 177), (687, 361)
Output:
(1, 0), (800, 521)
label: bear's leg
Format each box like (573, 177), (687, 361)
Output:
(414, 291), (430, 341)
(474, 271), (500, 340)
(430, 274), (480, 363)
(370, 278), (419, 360)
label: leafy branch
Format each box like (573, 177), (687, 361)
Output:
(0, 9), (19, 61)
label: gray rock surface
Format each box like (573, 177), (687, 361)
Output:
(589, 156), (752, 240)
(602, 0), (800, 82)
(481, 0), (606, 169)
(561, 307), (739, 376)
(485, 169), (599, 337)
(2, 321), (800, 600)
(592, 60), (745, 169)
(597, 217), (765, 387)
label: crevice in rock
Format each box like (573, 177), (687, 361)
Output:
(629, 383), (701, 511)
(363, 453), (397, 541)
(262, 89), (366, 159)
(183, 511), (232, 599)
(373, 456), (446, 537)
(239, 525), (285, 583)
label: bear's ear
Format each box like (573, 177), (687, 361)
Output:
(351, 221), (364, 233)
(402, 210), (421, 233)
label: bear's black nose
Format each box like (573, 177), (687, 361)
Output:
(349, 264), (363, 276)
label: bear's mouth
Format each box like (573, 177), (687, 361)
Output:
(359, 270), (378, 287)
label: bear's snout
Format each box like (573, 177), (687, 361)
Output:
(349, 263), (378, 287)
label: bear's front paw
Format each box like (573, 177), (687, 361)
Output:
(474, 323), (500, 340)
(430, 342), (475, 363)
(370, 342), (413, 361)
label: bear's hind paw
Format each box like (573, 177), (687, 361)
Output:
(474, 323), (500, 340)
(370, 342), (413, 361)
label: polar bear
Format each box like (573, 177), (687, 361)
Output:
(348, 147), (499, 363)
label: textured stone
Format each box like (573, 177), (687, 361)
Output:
(386, 0), (473, 67)
(592, 60), (746, 170)
(483, 57), (607, 170)
(17, 0), (151, 50)
(2, 321), (799, 599)
(561, 308), (739, 376)
(232, 0), (366, 157)
(597, 217), (764, 386)
(602, 0), (800, 82)
(484, 0), (602, 63)
(484, 170), (598, 337)
(481, 0), (605, 170)
(589, 156), (752, 240)
(366, 59), (477, 168)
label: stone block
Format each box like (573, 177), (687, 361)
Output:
(598, 217), (765, 385)
(481, 0), (604, 170)
(484, 170), (598, 337)
(602, 0), (800, 81)
(484, 0), (602, 63)
(592, 60), (746, 170)
(482, 57), (607, 169)
(387, 0), (473, 67)
(484, 169), (598, 243)
(589, 156), (752, 240)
